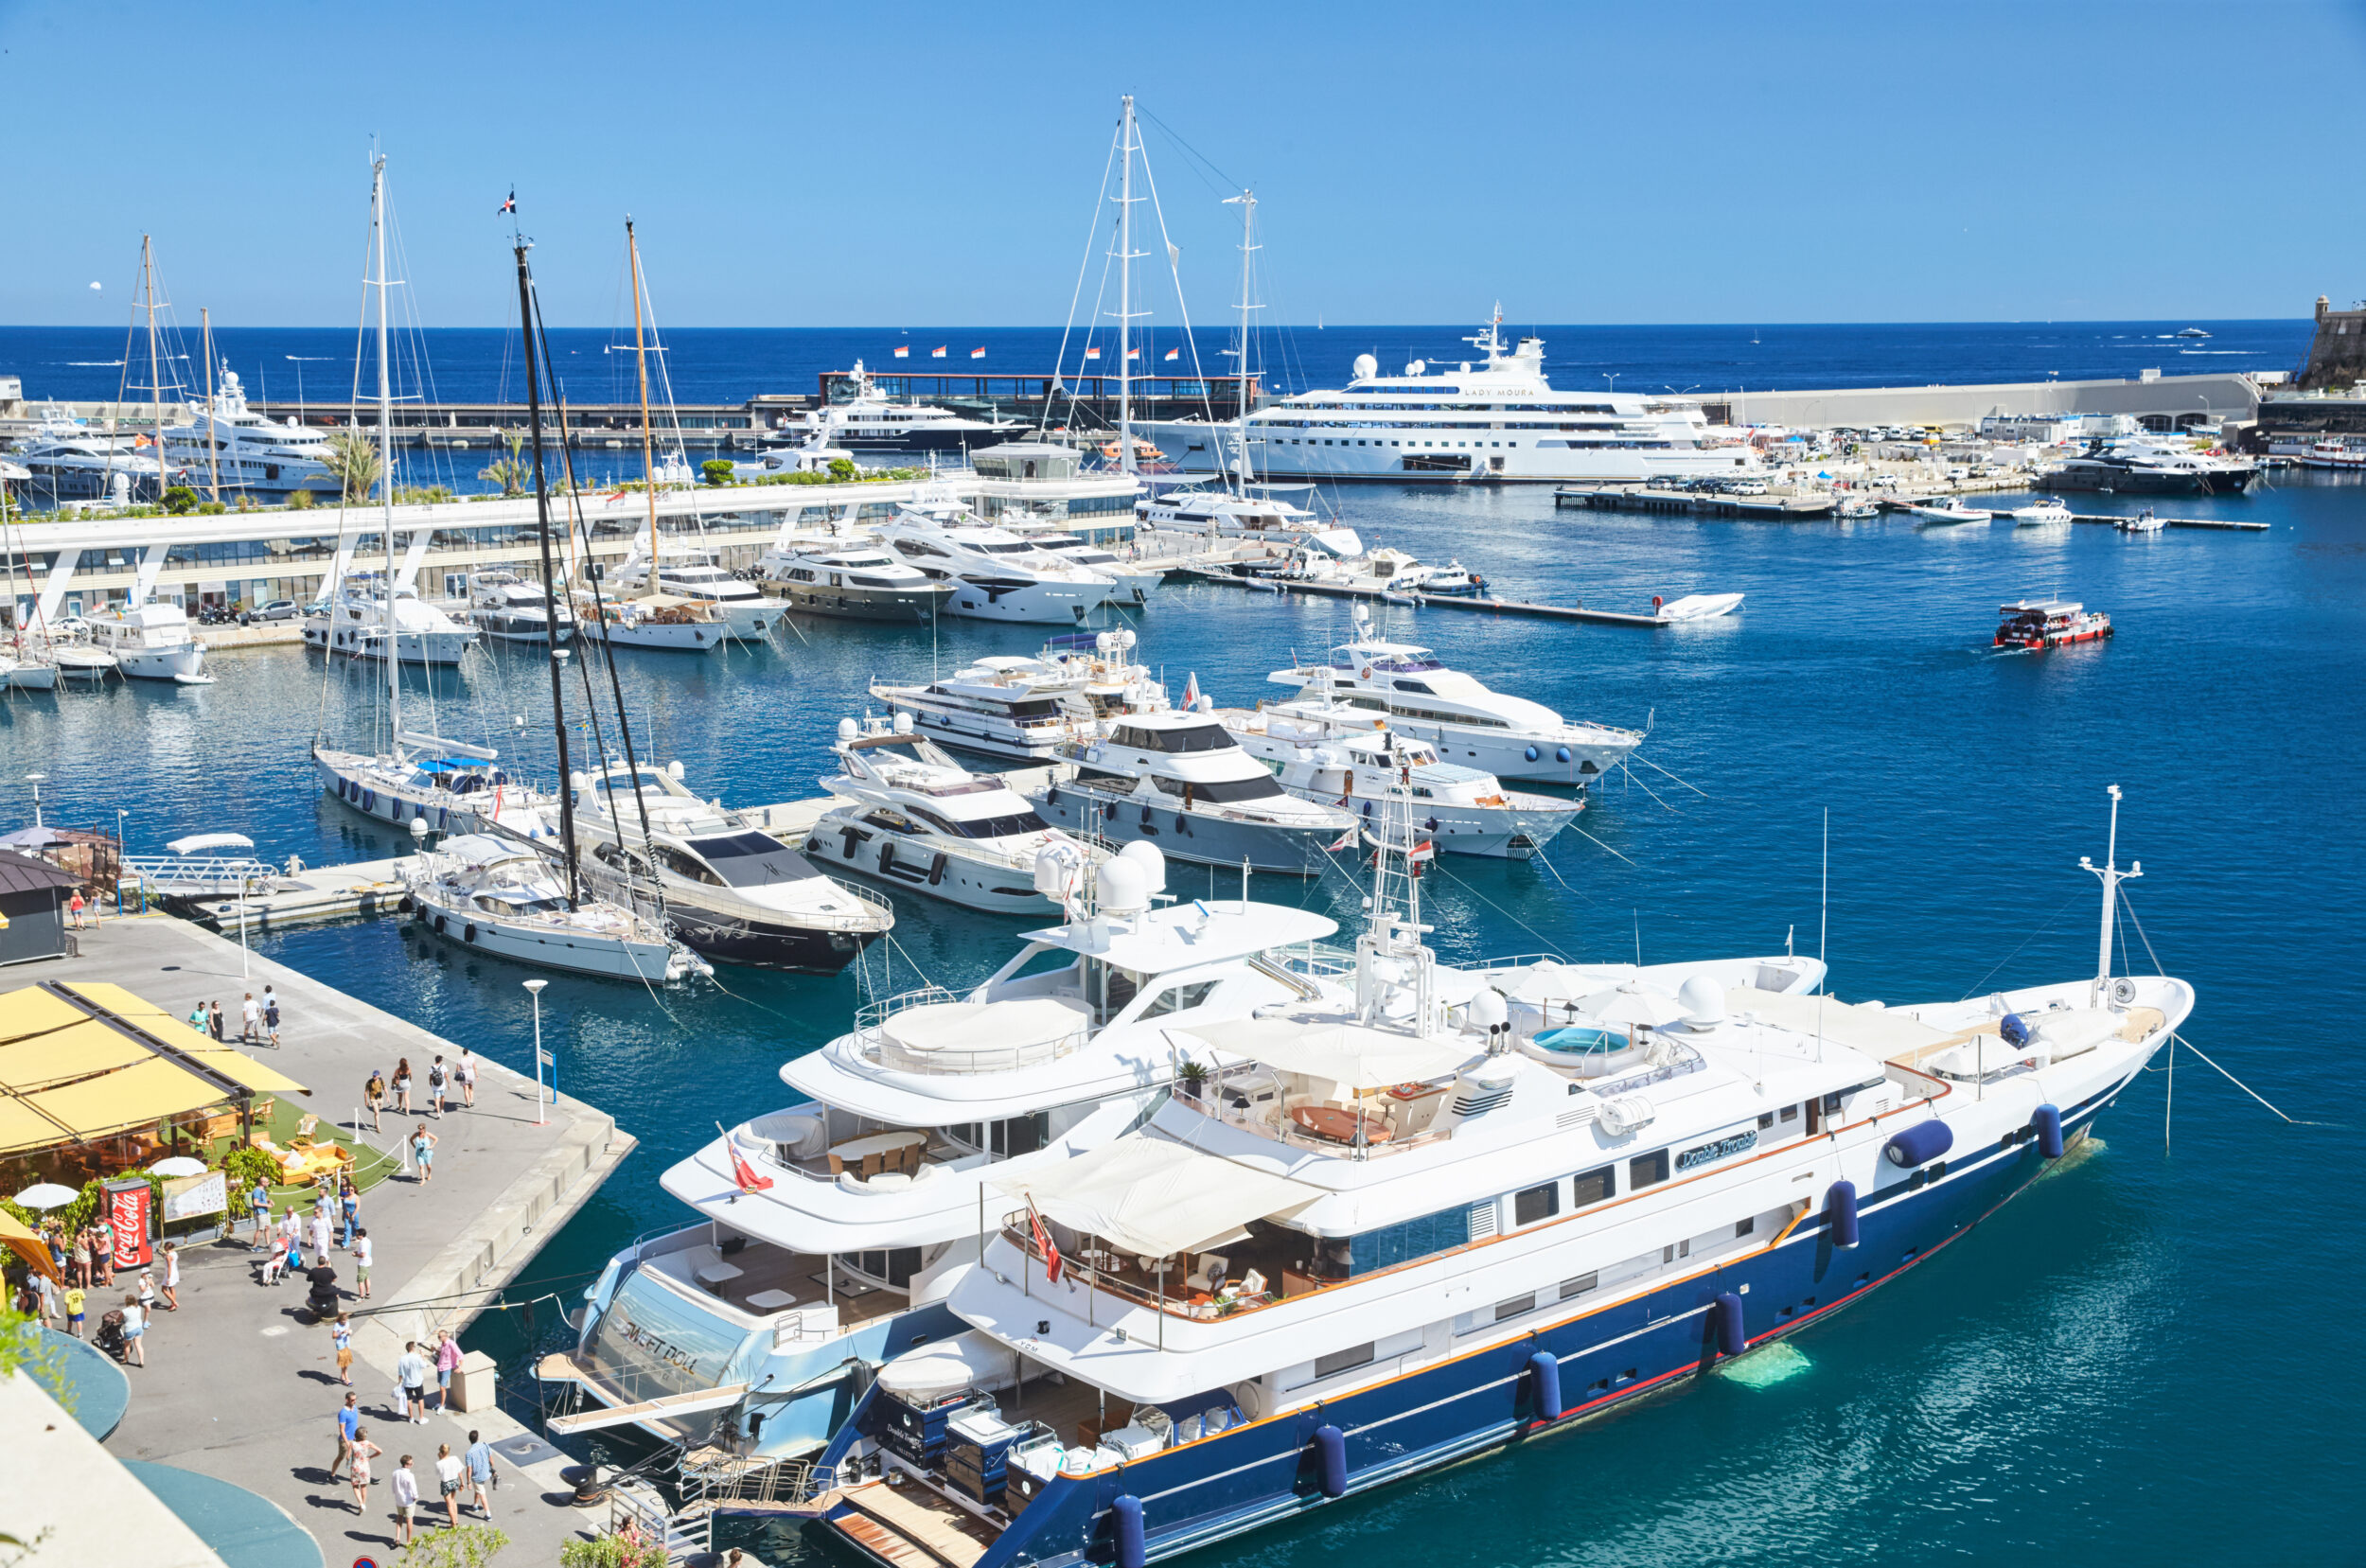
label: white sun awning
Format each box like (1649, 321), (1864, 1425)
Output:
(988, 1136), (1318, 1260)
(1177, 1017), (1474, 1091)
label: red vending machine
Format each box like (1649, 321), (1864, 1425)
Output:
(102, 1176), (153, 1271)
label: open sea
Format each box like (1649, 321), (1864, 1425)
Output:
(2, 322), (2357, 1564)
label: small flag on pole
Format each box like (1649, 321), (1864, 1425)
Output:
(970, 346), (986, 360)
(1182, 671), (1200, 708)
(498, 190), (516, 215)
(930, 345), (947, 359)
(1085, 346), (1102, 360)
(1164, 347), (1180, 361)
(1325, 828), (1358, 853)
(1126, 346), (1141, 360)
(892, 344), (909, 359)
(1027, 1197), (1064, 1284)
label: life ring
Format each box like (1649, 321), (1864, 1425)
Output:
(1361, 666), (1374, 679)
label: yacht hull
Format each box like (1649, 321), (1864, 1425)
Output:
(769, 581), (948, 624)
(658, 896), (878, 973)
(406, 899), (679, 981)
(580, 619), (725, 651)
(0, 661), (59, 691)
(808, 823), (1060, 916)
(942, 580), (1111, 625)
(820, 1084), (2142, 1568)
(304, 618), (478, 666)
(2048, 463), (2258, 495)
(109, 643), (207, 681)
(1031, 786), (1345, 875)
(884, 704), (1077, 765)
(470, 610), (575, 643)
(315, 753), (503, 835)
(1312, 790), (1579, 859)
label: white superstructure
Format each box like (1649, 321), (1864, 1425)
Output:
(82, 599), (205, 681)
(877, 490), (1119, 625)
(166, 368), (339, 498)
(1139, 311), (1757, 484)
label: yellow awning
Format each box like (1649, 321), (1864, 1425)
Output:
(21, 1057), (222, 1142)
(62, 981), (187, 1030)
(181, 1048), (309, 1098)
(0, 987), (87, 1046)
(0, 1207), (61, 1284)
(0, 1020), (154, 1091)
(0, 1097), (72, 1155)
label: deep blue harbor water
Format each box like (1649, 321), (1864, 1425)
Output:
(1, 322), (2357, 1563)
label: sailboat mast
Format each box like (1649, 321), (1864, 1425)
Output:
(200, 307), (220, 506)
(515, 240), (582, 908)
(1225, 187), (1257, 497)
(628, 220), (659, 561)
(142, 237), (166, 507)
(1117, 96), (1136, 476)
(372, 155), (398, 737)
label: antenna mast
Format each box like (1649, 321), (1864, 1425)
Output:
(142, 237), (167, 508)
(370, 155), (400, 743)
(2079, 784), (2140, 1005)
(1114, 96), (1140, 475)
(628, 219), (660, 564)
(1223, 188), (1259, 497)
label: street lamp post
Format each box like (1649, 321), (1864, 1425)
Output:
(524, 979), (550, 1126)
(26, 773), (44, 828)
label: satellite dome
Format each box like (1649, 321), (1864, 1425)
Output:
(1677, 974), (1726, 1028)
(1352, 353), (1378, 381)
(837, 717), (858, 742)
(893, 710), (913, 734)
(1467, 987), (1509, 1032)
(1406, 359), (1426, 376)
(1116, 839), (1167, 893)
(1099, 856), (1150, 916)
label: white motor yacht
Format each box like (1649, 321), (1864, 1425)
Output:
(1032, 709), (1357, 875)
(468, 570), (576, 643)
(1268, 607), (1640, 785)
(809, 715), (1107, 916)
(1906, 498), (1992, 525)
(798, 360), (1024, 452)
(165, 367), (339, 498)
(572, 592), (728, 652)
(871, 661), (1099, 765)
(755, 539), (954, 623)
(2011, 497), (2074, 527)
(1220, 700), (1582, 858)
(1280, 544), (1484, 597)
(9, 404), (176, 503)
(303, 573), (480, 666)
(998, 524), (1166, 606)
(83, 599), (207, 682)
(817, 800), (2182, 1568)
(610, 546), (780, 641)
(539, 841), (1346, 1460)
(877, 490), (1118, 625)
(403, 833), (705, 982)
(564, 759), (893, 973)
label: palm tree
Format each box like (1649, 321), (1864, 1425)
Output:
(322, 427), (381, 504)
(478, 429), (529, 498)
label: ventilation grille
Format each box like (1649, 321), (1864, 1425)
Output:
(1450, 1083), (1514, 1119)
(1467, 1203), (1499, 1240)
(1557, 1105), (1598, 1132)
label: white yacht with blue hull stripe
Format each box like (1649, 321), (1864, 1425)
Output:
(539, 843), (1348, 1461)
(810, 790), (2185, 1568)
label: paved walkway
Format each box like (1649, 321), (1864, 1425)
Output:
(58, 914), (639, 1564)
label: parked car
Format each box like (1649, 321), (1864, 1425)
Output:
(241, 599), (300, 625)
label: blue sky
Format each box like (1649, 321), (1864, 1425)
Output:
(2, 0), (2359, 326)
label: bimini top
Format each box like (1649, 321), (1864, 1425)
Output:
(874, 996), (1092, 1073)
(987, 1135), (1319, 1260)
(1179, 1017), (1474, 1090)
(1019, 900), (1336, 974)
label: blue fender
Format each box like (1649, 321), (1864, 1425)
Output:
(1527, 1349), (1563, 1420)
(1824, 1179), (1860, 1248)
(1883, 1119), (1953, 1168)
(2033, 1102), (2064, 1159)
(1713, 1292), (1746, 1357)
(1314, 1422), (1347, 1498)
(1113, 1494), (1146, 1568)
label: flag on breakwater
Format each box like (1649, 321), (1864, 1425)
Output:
(1086, 346), (1102, 360)
(1126, 347), (1141, 360)
(892, 345), (909, 358)
(970, 347), (986, 360)
(1164, 347), (1179, 361)
(930, 346), (946, 359)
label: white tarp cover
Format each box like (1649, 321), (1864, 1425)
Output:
(1178, 1017), (1474, 1090)
(879, 996), (1088, 1062)
(988, 1136), (1317, 1260)
(1727, 988), (1951, 1057)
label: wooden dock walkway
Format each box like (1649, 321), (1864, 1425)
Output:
(1184, 567), (1671, 626)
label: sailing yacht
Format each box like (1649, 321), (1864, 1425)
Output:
(538, 841), (1346, 1460)
(1267, 606), (1642, 785)
(566, 759), (893, 973)
(877, 491), (1120, 625)
(82, 599), (207, 682)
(809, 715), (1107, 916)
(403, 833), (704, 982)
(165, 367), (339, 498)
(810, 792), (2185, 1568)
(1137, 310), (1759, 485)
(609, 544), (780, 640)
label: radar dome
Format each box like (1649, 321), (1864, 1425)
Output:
(1116, 839), (1167, 893)
(1352, 352), (1378, 381)
(1099, 856), (1150, 916)
(893, 711), (914, 734)
(837, 717), (858, 742)
(1678, 974), (1726, 1028)
(1405, 359), (1426, 376)
(1033, 842), (1081, 897)
(1468, 987), (1510, 1032)
(666, 760), (686, 780)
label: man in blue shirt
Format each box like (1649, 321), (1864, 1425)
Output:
(329, 1392), (362, 1480)
(463, 1429), (498, 1520)
(249, 1184), (273, 1251)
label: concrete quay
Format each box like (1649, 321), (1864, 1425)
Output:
(58, 914), (638, 1565)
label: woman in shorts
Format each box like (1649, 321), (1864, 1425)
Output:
(120, 1294), (146, 1367)
(434, 1443), (466, 1530)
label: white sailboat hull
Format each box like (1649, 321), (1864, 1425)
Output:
(408, 889), (681, 980)
(305, 617), (478, 666)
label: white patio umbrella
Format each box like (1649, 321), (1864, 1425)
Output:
(13, 1182), (79, 1211)
(1577, 982), (1688, 1030)
(149, 1156), (207, 1178)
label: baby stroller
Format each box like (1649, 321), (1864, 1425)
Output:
(94, 1308), (127, 1361)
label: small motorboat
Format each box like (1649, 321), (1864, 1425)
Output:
(1995, 599), (2112, 650)
(2116, 507), (2166, 534)
(2012, 497), (2073, 527)
(1907, 498), (1992, 525)
(1656, 592), (1743, 622)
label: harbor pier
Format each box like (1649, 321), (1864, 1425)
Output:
(62, 914), (635, 1564)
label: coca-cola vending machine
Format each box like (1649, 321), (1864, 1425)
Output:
(102, 1175), (152, 1271)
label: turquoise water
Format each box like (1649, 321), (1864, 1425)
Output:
(3, 471), (2358, 1563)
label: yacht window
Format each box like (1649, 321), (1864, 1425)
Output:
(1629, 1150), (1669, 1190)
(651, 845), (726, 886)
(1137, 979), (1220, 1020)
(1314, 1343), (1374, 1379)
(959, 810), (1050, 839)
(1115, 723), (1234, 754)
(1512, 1182), (1560, 1226)
(849, 1247), (923, 1288)
(1493, 1293), (1536, 1322)
(1392, 679), (1435, 694)
(989, 1112), (1048, 1158)
(1559, 1271), (1599, 1299)
(1153, 773), (1285, 805)
(686, 833), (803, 889)
(1347, 1204), (1479, 1275)
(1086, 959), (1141, 1022)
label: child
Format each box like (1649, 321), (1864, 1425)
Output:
(392, 1454), (419, 1546)
(63, 1283), (85, 1337)
(333, 1312), (355, 1386)
(136, 1269), (157, 1313)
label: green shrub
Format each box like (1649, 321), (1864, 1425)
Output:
(287, 487), (316, 511)
(197, 500), (227, 515)
(700, 459), (736, 486)
(399, 1523), (510, 1566)
(162, 485), (197, 514)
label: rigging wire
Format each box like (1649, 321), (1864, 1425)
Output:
(1039, 121), (1123, 441)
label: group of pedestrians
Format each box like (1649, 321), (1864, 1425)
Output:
(182, 986), (281, 1048)
(330, 1391), (501, 1544)
(14, 1224), (179, 1372)
(363, 1048), (477, 1135)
